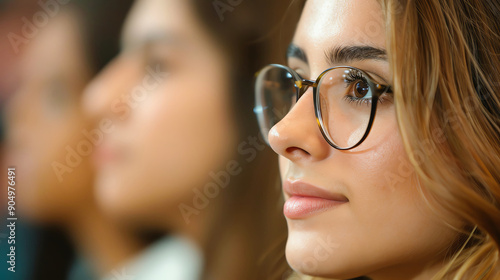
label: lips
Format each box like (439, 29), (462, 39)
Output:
(283, 180), (348, 219)
(93, 142), (123, 166)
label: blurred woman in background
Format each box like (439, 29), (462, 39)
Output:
(83, 0), (301, 279)
(3, 1), (139, 279)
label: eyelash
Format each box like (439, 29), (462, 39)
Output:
(344, 95), (372, 106)
(343, 69), (394, 106)
(343, 70), (373, 105)
(293, 67), (392, 106)
(343, 69), (367, 85)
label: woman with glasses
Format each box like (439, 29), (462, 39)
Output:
(255, 0), (500, 279)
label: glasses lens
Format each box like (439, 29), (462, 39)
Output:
(255, 65), (297, 142)
(317, 68), (374, 149)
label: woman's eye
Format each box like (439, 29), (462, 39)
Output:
(45, 78), (73, 112)
(342, 76), (373, 106)
(146, 56), (170, 73)
(142, 43), (177, 75)
(354, 81), (369, 98)
(343, 69), (372, 101)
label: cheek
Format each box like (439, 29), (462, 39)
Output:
(131, 75), (235, 166)
(346, 127), (424, 233)
(105, 74), (237, 220)
(350, 128), (458, 252)
(350, 131), (408, 200)
(286, 127), (458, 277)
(15, 113), (93, 220)
(116, 86), (205, 195)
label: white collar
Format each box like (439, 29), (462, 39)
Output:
(102, 235), (203, 280)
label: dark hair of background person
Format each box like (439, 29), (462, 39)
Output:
(23, 1), (135, 279)
(71, 0), (135, 73)
(189, 1), (303, 279)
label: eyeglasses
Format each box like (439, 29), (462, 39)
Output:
(254, 64), (392, 150)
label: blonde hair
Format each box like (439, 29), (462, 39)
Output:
(381, 0), (500, 279)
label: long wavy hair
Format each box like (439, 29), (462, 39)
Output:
(381, 0), (500, 278)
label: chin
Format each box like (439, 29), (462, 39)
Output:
(285, 230), (366, 280)
(95, 174), (129, 215)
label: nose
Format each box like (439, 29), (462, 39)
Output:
(82, 53), (142, 122)
(268, 88), (331, 163)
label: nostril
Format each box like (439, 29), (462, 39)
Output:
(286, 146), (311, 158)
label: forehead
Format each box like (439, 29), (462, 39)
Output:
(22, 12), (85, 77)
(293, 0), (386, 64)
(122, 0), (194, 47)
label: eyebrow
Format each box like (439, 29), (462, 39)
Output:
(287, 43), (387, 65)
(287, 44), (308, 63)
(121, 32), (185, 52)
(326, 45), (387, 64)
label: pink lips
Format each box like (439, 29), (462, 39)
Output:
(283, 180), (348, 219)
(93, 143), (122, 167)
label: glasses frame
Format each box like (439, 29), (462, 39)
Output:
(255, 64), (392, 150)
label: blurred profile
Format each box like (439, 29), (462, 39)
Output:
(2, 1), (138, 279)
(83, 0), (300, 279)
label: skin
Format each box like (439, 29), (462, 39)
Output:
(4, 11), (143, 275)
(83, 0), (237, 242)
(5, 11), (93, 220)
(269, 1), (461, 279)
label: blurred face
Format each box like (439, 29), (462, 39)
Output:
(83, 0), (236, 228)
(269, 0), (459, 279)
(4, 12), (93, 222)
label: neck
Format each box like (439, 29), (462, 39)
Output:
(368, 258), (446, 280)
(65, 205), (145, 276)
